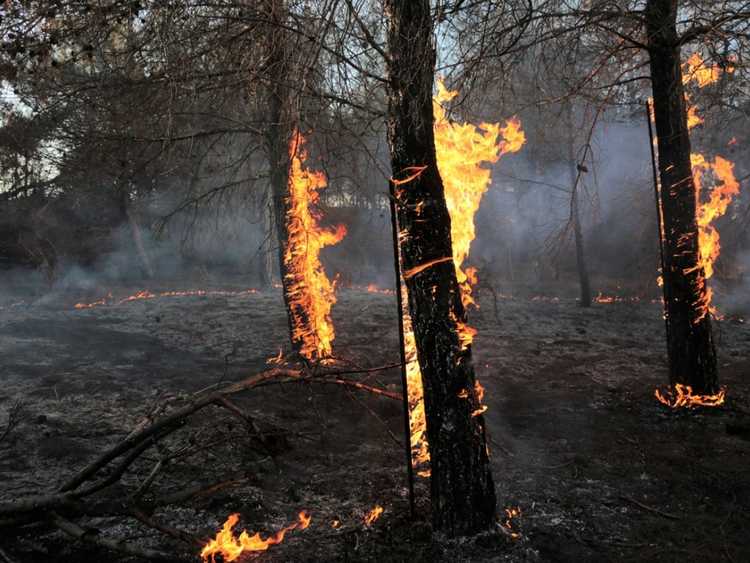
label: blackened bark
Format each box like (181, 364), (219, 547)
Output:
(646, 0), (718, 393)
(262, 0), (302, 355)
(384, 0), (496, 537)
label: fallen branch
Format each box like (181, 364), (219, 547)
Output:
(51, 512), (176, 561)
(60, 368), (298, 493)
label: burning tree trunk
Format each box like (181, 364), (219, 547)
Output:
(261, 0), (345, 361)
(384, 0), (496, 537)
(262, 0), (297, 350)
(645, 0), (718, 394)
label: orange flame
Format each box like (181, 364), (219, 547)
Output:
(201, 512), (310, 562)
(500, 506), (522, 539)
(284, 129), (346, 360)
(74, 289), (258, 309)
(363, 505), (383, 526)
(654, 384), (726, 409)
(680, 55), (740, 322)
(433, 79), (525, 312)
(398, 81), (524, 474)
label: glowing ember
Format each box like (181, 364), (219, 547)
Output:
(594, 292), (642, 304)
(200, 511), (310, 562)
(500, 506), (522, 539)
(363, 505), (383, 526)
(284, 129), (347, 361)
(74, 289), (258, 309)
(365, 284), (395, 295)
(654, 384), (726, 409)
(266, 348), (284, 365)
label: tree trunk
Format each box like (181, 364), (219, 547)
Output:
(384, 0), (496, 537)
(565, 105), (591, 307)
(571, 186), (591, 307)
(262, 0), (301, 354)
(645, 0), (718, 393)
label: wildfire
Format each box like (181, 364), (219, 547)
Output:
(74, 289), (258, 309)
(363, 505), (384, 526)
(681, 54), (740, 322)
(397, 81), (524, 474)
(200, 511), (310, 562)
(433, 79), (525, 312)
(654, 384), (726, 409)
(401, 283), (430, 472)
(284, 129), (347, 360)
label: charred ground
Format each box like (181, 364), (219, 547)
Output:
(1, 284), (749, 562)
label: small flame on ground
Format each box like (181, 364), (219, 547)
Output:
(500, 506), (522, 540)
(365, 284), (395, 295)
(654, 384), (726, 409)
(363, 505), (383, 526)
(266, 348), (284, 365)
(594, 292), (643, 304)
(74, 289), (258, 309)
(200, 511), (310, 562)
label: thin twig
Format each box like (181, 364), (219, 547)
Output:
(619, 495), (681, 520)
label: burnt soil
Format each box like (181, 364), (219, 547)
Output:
(1, 285), (749, 562)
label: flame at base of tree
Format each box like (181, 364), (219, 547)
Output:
(284, 129), (346, 361)
(200, 512), (311, 562)
(654, 384), (726, 409)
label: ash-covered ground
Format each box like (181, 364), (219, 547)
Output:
(1, 282), (749, 562)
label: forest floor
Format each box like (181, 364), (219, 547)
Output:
(1, 279), (749, 562)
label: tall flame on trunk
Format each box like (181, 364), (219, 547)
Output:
(434, 79), (526, 313)
(681, 54), (739, 322)
(201, 512), (310, 562)
(284, 129), (346, 360)
(399, 80), (525, 473)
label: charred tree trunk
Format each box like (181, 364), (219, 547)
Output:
(262, 0), (301, 354)
(384, 0), (496, 537)
(645, 0), (718, 393)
